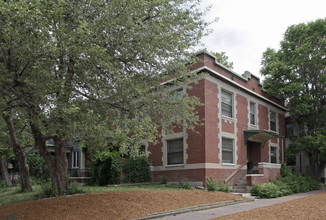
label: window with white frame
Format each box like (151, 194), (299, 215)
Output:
(221, 90), (233, 118)
(250, 102), (256, 125)
(167, 139), (184, 165)
(270, 111), (277, 131)
(270, 147), (277, 163)
(222, 138), (234, 163)
(72, 150), (79, 168)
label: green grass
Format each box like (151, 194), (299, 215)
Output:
(0, 183), (179, 206)
(0, 186), (42, 206)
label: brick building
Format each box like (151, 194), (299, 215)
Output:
(147, 52), (286, 188)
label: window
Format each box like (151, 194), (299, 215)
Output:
(286, 123), (293, 137)
(167, 139), (183, 165)
(270, 111), (276, 131)
(72, 150), (79, 168)
(222, 138), (234, 163)
(221, 90), (233, 117)
(250, 102), (256, 125)
(139, 144), (146, 154)
(270, 147), (277, 163)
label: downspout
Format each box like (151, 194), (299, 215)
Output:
(282, 137), (284, 163)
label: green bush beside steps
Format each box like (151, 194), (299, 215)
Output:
(250, 163), (322, 199)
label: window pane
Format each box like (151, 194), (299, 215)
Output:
(270, 111), (276, 131)
(167, 139), (183, 165)
(222, 138), (233, 163)
(222, 91), (232, 117)
(250, 102), (255, 125)
(271, 147), (277, 163)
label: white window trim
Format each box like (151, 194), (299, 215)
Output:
(162, 132), (188, 168)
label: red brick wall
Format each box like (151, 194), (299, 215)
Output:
(152, 169), (205, 183)
(191, 53), (284, 106)
(204, 79), (220, 163)
(222, 120), (234, 133)
(206, 168), (247, 186)
(186, 80), (206, 164)
(236, 94), (248, 164)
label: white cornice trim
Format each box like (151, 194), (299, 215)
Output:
(195, 66), (287, 111)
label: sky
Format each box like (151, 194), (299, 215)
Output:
(199, 0), (326, 78)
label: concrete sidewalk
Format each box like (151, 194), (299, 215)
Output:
(138, 189), (326, 220)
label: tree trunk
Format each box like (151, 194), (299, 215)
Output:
(3, 114), (33, 192)
(0, 155), (12, 187)
(31, 125), (68, 195)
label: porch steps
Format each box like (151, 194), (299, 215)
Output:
(231, 176), (249, 193)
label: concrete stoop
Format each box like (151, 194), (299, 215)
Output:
(231, 176), (250, 193)
(132, 198), (255, 220)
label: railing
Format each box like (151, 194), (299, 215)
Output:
(224, 160), (248, 183)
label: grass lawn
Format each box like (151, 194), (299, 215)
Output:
(0, 183), (179, 206)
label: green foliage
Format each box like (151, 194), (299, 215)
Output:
(40, 182), (58, 198)
(206, 177), (218, 191)
(211, 51), (234, 69)
(251, 165), (321, 198)
(27, 152), (50, 183)
(261, 18), (326, 167)
(250, 182), (280, 198)
(160, 176), (168, 184)
(177, 178), (193, 189)
(280, 162), (292, 177)
(123, 156), (151, 183)
(91, 151), (122, 185)
(66, 181), (84, 195)
(206, 177), (231, 193)
(0, 180), (6, 189)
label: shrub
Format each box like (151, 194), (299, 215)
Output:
(27, 152), (50, 183)
(217, 181), (231, 193)
(251, 182), (280, 198)
(123, 156), (151, 183)
(251, 164), (322, 198)
(0, 180), (6, 189)
(178, 178), (193, 189)
(40, 182), (58, 198)
(91, 151), (122, 185)
(206, 177), (218, 191)
(67, 181), (84, 195)
(280, 162), (292, 177)
(160, 176), (167, 184)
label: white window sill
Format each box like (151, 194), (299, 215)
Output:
(165, 164), (184, 168)
(222, 163), (235, 166)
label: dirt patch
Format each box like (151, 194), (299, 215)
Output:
(0, 190), (242, 220)
(215, 192), (326, 220)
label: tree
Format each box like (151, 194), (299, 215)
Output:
(261, 18), (326, 178)
(212, 51), (234, 69)
(0, 0), (210, 194)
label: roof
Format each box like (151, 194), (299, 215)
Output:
(244, 130), (282, 146)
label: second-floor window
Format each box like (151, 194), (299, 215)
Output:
(250, 102), (256, 125)
(270, 111), (276, 131)
(222, 90), (233, 118)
